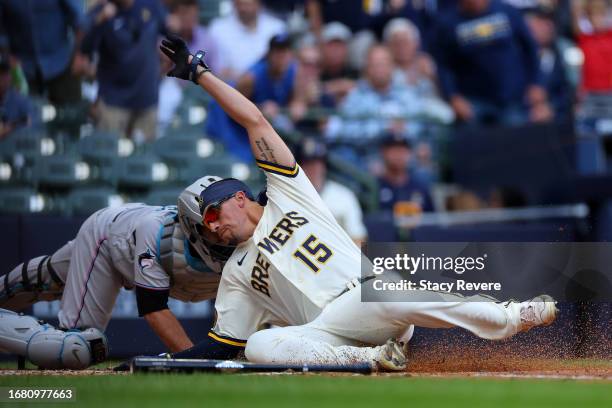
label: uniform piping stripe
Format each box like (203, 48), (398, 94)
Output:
(21, 259), (31, 291)
(208, 331), (247, 347)
(37, 256), (50, 291)
(46, 256), (64, 286)
(256, 160), (299, 177)
(72, 238), (107, 329)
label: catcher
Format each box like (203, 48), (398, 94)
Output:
(0, 176), (234, 369)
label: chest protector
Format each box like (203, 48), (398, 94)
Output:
(157, 221), (222, 302)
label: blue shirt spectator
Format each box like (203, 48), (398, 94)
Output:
(376, 133), (434, 213)
(378, 176), (434, 212)
(207, 34), (296, 162)
(247, 59), (297, 106)
(526, 8), (572, 121)
(0, 0), (82, 81)
(82, 0), (168, 110)
(432, 0), (551, 125)
(0, 0), (84, 104)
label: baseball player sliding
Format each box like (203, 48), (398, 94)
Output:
(0, 177), (235, 369)
(161, 35), (559, 371)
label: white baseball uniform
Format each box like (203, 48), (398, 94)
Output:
(211, 161), (522, 364)
(1, 203), (221, 330)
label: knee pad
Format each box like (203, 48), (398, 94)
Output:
(27, 327), (108, 370)
(0, 256), (65, 311)
(0, 308), (108, 370)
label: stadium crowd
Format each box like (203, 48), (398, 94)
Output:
(1, 0), (611, 237)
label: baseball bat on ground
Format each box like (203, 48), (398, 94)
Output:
(130, 357), (373, 374)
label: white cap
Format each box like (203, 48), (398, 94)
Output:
(322, 22), (351, 43)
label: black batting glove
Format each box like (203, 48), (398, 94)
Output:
(160, 34), (210, 84)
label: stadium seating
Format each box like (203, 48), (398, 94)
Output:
(143, 187), (184, 207)
(67, 187), (124, 215)
(0, 187), (45, 214)
(116, 154), (168, 190)
(37, 155), (89, 189)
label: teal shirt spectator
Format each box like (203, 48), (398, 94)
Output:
(0, 0), (83, 81)
(82, 0), (168, 110)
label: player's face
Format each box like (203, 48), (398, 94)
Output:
(203, 192), (249, 245)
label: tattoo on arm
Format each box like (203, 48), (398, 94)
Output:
(255, 139), (277, 163)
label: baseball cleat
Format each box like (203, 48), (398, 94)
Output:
(518, 295), (558, 332)
(374, 339), (408, 371)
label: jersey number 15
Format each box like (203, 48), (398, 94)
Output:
(293, 234), (333, 273)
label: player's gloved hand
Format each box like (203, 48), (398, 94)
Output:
(160, 34), (210, 84)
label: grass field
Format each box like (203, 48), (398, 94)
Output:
(1, 372), (611, 408)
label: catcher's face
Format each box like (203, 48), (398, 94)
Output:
(203, 191), (250, 245)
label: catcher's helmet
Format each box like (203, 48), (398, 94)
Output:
(177, 176), (236, 270)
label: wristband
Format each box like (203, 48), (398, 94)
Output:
(189, 50), (210, 84)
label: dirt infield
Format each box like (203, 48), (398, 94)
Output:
(1, 356), (610, 381)
(1, 323), (610, 381)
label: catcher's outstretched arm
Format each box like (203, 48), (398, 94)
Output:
(160, 34), (294, 168)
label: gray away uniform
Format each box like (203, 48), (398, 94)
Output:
(0, 203), (221, 330)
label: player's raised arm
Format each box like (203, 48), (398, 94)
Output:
(160, 35), (295, 169)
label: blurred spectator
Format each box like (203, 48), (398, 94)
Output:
(0, 0), (86, 105)
(306, 1), (378, 70)
(319, 22), (358, 106)
(170, 0), (220, 73)
(369, 0), (433, 44)
(297, 137), (368, 245)
(236, 34), (297, 122)
(262, 0), (306, 19)
(0, 53), (32, 139)
(289, 43), (332, 127)
(209, 0), (286, 81)
(571, 0), (612, 93)
(335, 45), (419, 142)
(0, 41), (29, 95)
(305, 0), (370, 35)
(526, 8), (573, 120)
(383, 18), (438, 98)
(157, 48), (183, 137)
(494, 1), (574, 37)
(377, 133), (434, 213)
(82, 0), (171, 142)
(433, 0), (553, 126)
(412, 141), (439, 187)
(446, 190), (484, 211)
(330, 44), (451, 146)
(206, 33), (293, 162)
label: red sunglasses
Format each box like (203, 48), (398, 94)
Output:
(202, 194), (235, 228)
